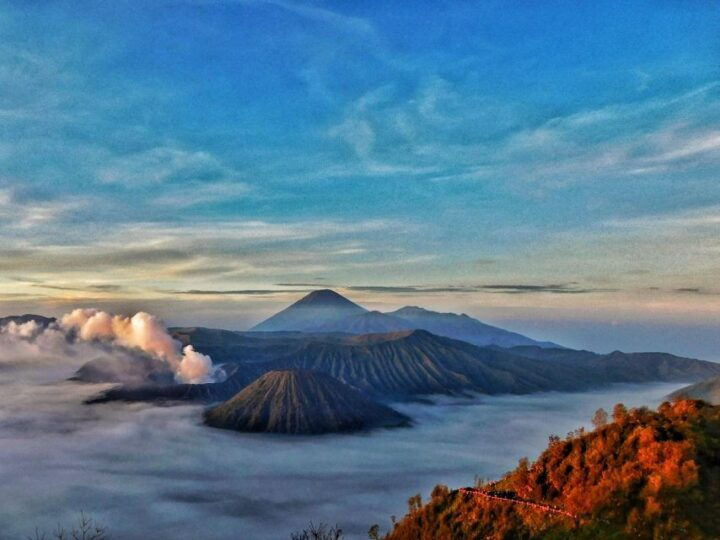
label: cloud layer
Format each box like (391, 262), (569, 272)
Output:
(0, 341), (685, 539)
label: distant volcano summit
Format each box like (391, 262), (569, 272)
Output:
(250, 289), (367, 332)
(203, 369), (409, 434)
(250, 289), (559, 348)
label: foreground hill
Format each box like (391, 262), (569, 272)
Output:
(204, 370), (409, 434)
(250, 289), (367, 331)
(384, 399), (720, 539)
(87, 329), (720, 404)
(669, 376), (720, 405)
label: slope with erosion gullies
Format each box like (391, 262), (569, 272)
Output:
(204, 369), (410, 434)
(85, 329), (577, 404)
(385, 399), (720, 539)
(265, 330), (587, 398)
(86, 329), (720, 404)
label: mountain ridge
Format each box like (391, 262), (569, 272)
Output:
(86, 328), (720, 405)
(250, 290), (559, 349)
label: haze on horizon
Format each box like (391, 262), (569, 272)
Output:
(2, 1), (720, 359)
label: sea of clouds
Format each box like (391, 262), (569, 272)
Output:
(0, 315), (686, 539)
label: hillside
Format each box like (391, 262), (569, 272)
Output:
(510, 346), (720, 382)
(266, 330), (720, 398)
(250, 289), (367, 331)
(384, 399), (720, 539)
(203, 370), (409, 434)
(266, 330), (588, 398)
(669, 376), (720, 405)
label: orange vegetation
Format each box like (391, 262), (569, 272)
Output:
(385, 399), (720, 539)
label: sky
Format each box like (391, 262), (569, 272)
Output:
(2, 1), (720, 357)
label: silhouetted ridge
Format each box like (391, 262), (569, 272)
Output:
(203, 370), (409, 434)
(0, 314), (56, 328)
(387, 305), (560, 348)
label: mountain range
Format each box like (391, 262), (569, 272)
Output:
(249, 289), (559, 348)
(0, 314), (55, 328)
(86, 326), (720, 405)
(66, 289), (720, 437)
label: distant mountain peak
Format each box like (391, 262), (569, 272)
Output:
(295, 289), (360, 307)
(394, 305), (430, 315)
(250, 289), (367, 332)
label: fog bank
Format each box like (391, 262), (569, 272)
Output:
(0, 351), (684, 539)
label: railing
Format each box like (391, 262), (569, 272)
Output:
(457, 488), (579, 520)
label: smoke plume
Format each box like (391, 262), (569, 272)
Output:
(0, 310), (218, 384)
(60, 309), (219, 383)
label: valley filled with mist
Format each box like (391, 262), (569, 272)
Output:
(0, 347), (683, 539)
(1, 291), (714, 538)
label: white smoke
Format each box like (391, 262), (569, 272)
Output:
(59, 309), (219, 384)
(3, 319), (42, 338)
(0, 311), (218, 384)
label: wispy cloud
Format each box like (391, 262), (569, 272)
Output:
(0, 188), (81, 229)
(479, 284), (619, 295)
(165, 288), (312, 296)
(274, 283), (619, 296)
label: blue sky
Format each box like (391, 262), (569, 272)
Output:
(2, 1), (720, 357)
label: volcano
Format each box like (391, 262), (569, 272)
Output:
(250, 289), (367, 332)
(203, 369), (409, 434)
